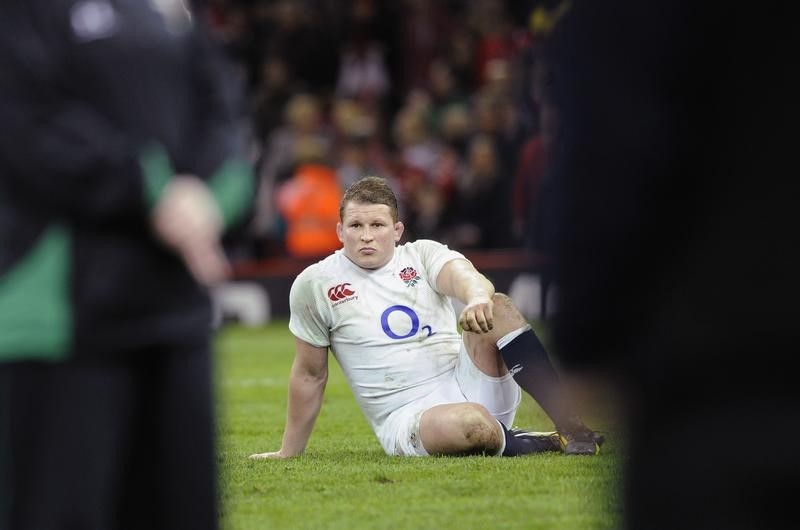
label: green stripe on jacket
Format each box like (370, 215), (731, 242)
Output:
(0, 225), (71, 362)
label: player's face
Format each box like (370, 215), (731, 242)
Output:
(337, 201), (404, 269)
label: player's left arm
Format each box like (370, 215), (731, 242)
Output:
(436, 258), (496, 333)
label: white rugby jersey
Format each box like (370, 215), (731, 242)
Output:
(288, 239), (467, 435)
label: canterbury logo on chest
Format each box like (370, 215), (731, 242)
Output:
(327, 283), (358, 307)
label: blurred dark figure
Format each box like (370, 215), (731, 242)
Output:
(550, 2), (798, 529)
(0, 1), (254, 529)
(512, 97), (559, 251)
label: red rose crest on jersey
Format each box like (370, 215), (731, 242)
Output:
(399, 267), (420, 287)
(327, 283), (357, 306)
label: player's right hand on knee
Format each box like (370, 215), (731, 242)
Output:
(459, 296), (494, 333)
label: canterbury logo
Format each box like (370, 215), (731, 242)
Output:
(327, 283), (355, 301)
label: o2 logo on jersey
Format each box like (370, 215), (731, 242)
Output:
(328, 283), (355, 302)
(381, 305), (435, 339)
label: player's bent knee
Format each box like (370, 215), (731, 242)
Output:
(455, 404), (502, 452)
(491, 293), (528, 332)
(420, 403), (502, 456)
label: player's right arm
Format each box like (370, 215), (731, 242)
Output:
(249, 337), (328, 459)
(437, 257), (496, 333)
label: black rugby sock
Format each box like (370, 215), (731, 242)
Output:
(498, 328), (582, 433)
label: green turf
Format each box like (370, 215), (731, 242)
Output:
(215, 322), (623, 530)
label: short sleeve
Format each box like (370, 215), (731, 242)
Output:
(288, 266), (331, 347)
(413, 239), (467, 293)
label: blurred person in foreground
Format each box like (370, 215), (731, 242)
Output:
(0, 1), (253, 529)
(550, 2), (798, 529)
(250, 176), (602, 460)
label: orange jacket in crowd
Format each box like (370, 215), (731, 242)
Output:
(277, 163), (343, 258)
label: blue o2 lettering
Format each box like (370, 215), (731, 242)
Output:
(381, 305), (419, 339)
(380, 305), (435, 339)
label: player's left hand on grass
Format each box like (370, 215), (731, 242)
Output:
(249, 451), (291, 460)
(459, 296), (494, 333)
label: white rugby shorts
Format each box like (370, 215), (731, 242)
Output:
(378, 340), (522, 456)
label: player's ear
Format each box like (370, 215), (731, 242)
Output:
(394, 221), (404, 242)
(336, 222), (344, 242)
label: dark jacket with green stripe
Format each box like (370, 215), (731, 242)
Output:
(0, 0), (254, 362)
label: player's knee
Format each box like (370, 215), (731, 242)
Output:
(456, 403), (502, 452)
(491, 293), (527, 331)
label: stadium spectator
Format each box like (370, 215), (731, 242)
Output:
(251, 92), (333, 255)
(396, 0), (455, 97)
(276, 138), (343, 259)
(335, 40), (391, 107)
(257, 0), (339, 96)
(336, 134), (375, 191)
(0, 1), (254, 529)
(199, 0), (561, 264)
(468, 0), (519, 88)
(444, 133), (513, 249)
(392, 92), (457, 215)
(250, 54), (294, 142)
(249, 176), (602, 460)
(334, 0), (393, 110)
(401, 177), (451, 243)
(470, 89), (524, 213)
(444, 24), (479, 94)
(330, 97), (395, 191)
(437, 102), (474, 158)
(425, 58), (471, 139)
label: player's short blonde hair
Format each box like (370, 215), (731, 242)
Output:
(339, 176), (399, 222)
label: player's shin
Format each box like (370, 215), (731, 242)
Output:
(497, 327), (587, 434)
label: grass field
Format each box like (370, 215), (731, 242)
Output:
(214, 321), (624, 530)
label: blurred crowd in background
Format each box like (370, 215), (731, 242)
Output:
(193, 0), (570, 261)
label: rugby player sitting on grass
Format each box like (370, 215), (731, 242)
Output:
(250, 176), (603, 459)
